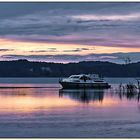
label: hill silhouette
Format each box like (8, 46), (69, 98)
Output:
(0, 59), (140, 77)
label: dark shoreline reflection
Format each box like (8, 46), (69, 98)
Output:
(59, 89), (105, 103)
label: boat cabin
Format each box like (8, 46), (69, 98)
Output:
(69, 75), (91, 81)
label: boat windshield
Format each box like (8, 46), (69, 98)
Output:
(69, 76), (80, 79)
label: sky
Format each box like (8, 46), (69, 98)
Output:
(0, 2), (140, 63)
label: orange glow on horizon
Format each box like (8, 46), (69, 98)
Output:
(0, 38), (140, 57)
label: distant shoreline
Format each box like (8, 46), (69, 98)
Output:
(0, 59), (139, 77)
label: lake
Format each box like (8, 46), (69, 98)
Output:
(0, 78), (139, 138)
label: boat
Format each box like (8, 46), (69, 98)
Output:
(59, 74), (111, 89)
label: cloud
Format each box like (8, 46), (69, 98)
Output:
(0, 49), (14, 52)
(71, 13), (140, 21)
(0, 3), (140, 49)
(63, 48), (90, 52)
(99, 56), (117, 59)
(1, 52), (140, 64)
(29, 48), (57, 53)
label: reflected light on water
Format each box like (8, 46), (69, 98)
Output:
(0, 79), (138, 138)
(0, 93), (80, 113)
(0, 87), (127, 114)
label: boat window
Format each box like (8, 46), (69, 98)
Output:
(80, 76), (91, 80)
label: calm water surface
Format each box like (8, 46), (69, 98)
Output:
(0, 78), (139, 137)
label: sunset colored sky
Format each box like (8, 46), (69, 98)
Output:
(0, 2), (140, 63)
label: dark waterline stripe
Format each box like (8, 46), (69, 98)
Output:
(0, 87), (60, 89)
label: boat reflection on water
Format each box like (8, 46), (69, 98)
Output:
(59, 89), (105, 103)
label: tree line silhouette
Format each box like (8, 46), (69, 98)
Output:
(0, 59), (140, 77)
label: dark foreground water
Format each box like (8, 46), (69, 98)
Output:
(0, 78), (139, 138)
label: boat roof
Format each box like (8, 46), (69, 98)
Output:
(69, 74), (85, 77)
(69, 74), (99, 78)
